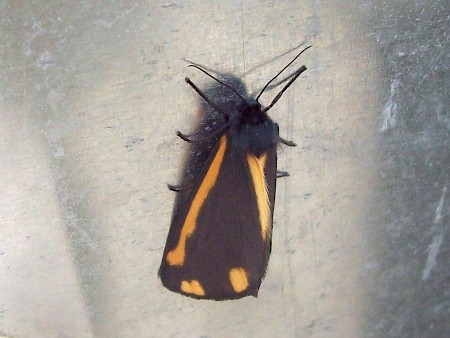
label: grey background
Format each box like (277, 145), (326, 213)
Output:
(0, 1), (448, 337)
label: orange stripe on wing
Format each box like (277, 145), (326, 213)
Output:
(166, 135), (227, 266)
(247, 153), (270, 240)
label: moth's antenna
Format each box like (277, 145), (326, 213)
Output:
(262, 66), (307, 113)
(185, 77), (229, 120)
(256, 45), (312, 102)
(241, 42), (306, 78)
(182, 58), (216, 73)
(188, 65), (247, 104)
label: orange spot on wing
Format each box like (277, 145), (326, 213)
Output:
(247, 153), (270, 240)
(166, 136), (227, 266)
(229, 267), (249, 293)
(180, 280), (205, 296)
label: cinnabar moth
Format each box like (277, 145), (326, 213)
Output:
(159, 46), (311, 300)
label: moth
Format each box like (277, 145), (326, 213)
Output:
(159, 46), (311, 300)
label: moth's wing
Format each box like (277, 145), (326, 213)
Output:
(159, 135), (277, 300)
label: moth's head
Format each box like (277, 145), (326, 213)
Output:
(236, 99), (268, 125)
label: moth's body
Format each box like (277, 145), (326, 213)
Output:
(159, 101), (279, 300)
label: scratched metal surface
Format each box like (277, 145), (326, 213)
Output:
(0, 1), (448, 337)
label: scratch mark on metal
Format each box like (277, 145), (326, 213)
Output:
(309, 211), (317, 268)
(380, 79), (399, 132)
(434, 185), (447, 224)
(422, 185), (447, 281)
(422, 231), (444, 281)
(418, 32), (449, 88)
(240, 1), (246, 73)
(94, 4), (138, 29)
